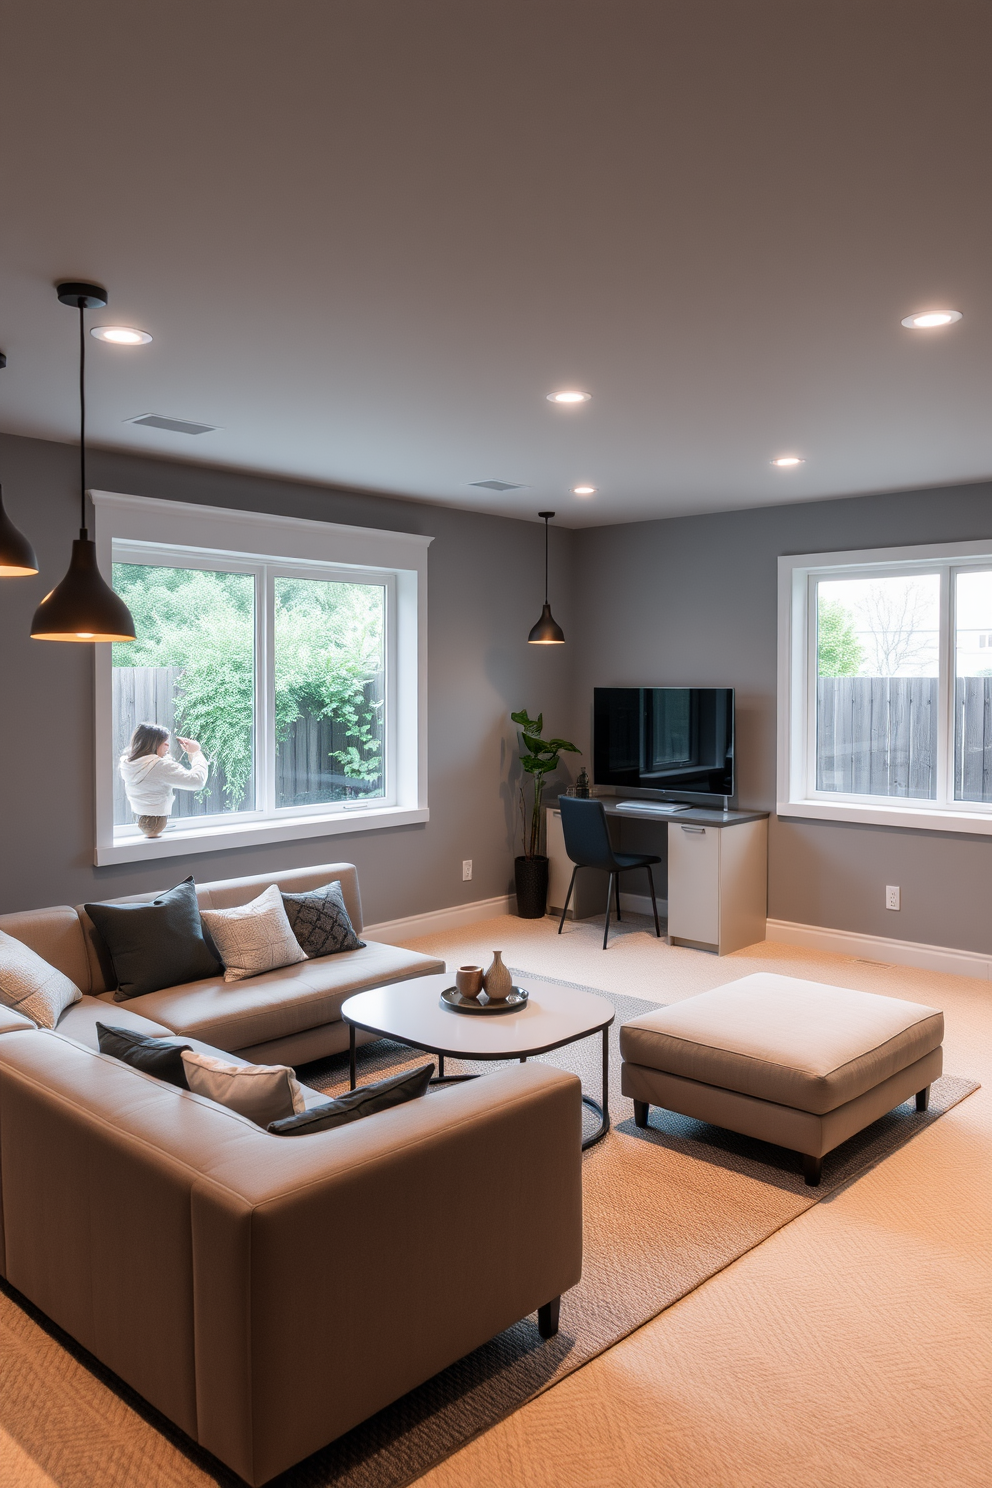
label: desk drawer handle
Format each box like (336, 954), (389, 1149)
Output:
(681, 825), (705, 834)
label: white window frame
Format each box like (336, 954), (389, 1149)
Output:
(93, 490), (431, 866)
(778, 538), (992, 836)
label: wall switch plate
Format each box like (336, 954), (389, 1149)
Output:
(885, 885), (900, 910)
(462, 860), (473, 881)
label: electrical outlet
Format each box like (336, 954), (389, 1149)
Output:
(462, 860), (473, 882)
(885, 885), (900, 911)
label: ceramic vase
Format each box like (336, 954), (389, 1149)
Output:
(483, 951), (513, 1001)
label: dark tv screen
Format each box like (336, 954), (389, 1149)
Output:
(594, 688), (735, 798)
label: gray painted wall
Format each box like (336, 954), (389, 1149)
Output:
(0, 433), (577, 920)
(572, 482), (992, 954)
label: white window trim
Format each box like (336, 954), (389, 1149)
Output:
(778, 537), (992, 836)
(92, 490), (432, 866)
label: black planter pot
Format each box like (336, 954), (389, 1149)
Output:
(514, 855), (549, 919)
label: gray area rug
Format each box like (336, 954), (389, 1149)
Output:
(4, 975), (976, 1488)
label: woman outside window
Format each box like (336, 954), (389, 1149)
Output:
(119, 722), (210, 838)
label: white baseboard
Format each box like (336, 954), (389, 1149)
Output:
(363, 894), (516, 945)
(766, 918), (992, 981)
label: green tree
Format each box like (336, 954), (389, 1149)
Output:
(817, 598), (864, 676)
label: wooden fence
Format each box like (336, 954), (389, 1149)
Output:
(113, 666), (383, 824)
(816, 676), (992, 801)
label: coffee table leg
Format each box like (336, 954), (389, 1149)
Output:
(349, 1025), (357, 1091)
(438, 1053), (445, 1080)
(580, 1026), (612, 1151)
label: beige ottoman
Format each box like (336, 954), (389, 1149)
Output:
(620, 973), (943, 1184)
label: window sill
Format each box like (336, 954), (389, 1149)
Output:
(95, 804), (429, 866)
(777, 798), (992, 836)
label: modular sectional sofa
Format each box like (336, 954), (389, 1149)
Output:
(0, 863), (585, 1484)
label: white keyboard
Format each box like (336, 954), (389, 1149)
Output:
(614, 801), (689, 816)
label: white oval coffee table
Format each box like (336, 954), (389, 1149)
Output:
(342, 972), (616, 1148)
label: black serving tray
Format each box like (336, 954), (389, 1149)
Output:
(439, 985), (530, 1015)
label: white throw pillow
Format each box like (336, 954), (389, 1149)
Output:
(0, 929), (81, 1030)
(181, 1049), (307, 1127)
(199, 883), (308, 983)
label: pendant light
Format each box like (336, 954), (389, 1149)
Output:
(527, 511), (565, 645)
(30, 284), (136, 643)
(0, 355), (40, 576)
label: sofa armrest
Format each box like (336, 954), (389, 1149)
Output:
(191, 1063), (583, 1485)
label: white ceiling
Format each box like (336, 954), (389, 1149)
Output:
(1, 1), (990, 529)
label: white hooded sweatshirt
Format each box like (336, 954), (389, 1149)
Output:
(119, 749), (210, 816)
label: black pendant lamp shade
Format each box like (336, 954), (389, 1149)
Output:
(0, 484), (39, 576)
(30, 284), (136, 643)
(527, 511), (565, 644)
(0, 352), (39, 576)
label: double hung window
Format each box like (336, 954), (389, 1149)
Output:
(779, 541), (992, 833)
(94, 492), (429, 864)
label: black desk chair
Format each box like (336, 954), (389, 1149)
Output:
(557, 797), (663, 949)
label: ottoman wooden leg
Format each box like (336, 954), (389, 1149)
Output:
(633, 1100), (650, 1128)
(538, 1297), (561, 1339)
(802, 1154), (822, 1187)
(916, 1085), (931, 1112)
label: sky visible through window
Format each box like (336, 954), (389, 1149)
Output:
(818, 571), (992, 678)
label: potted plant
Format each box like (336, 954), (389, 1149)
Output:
(511, 708), (581, 918)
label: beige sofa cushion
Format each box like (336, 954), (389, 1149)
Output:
(0, 1006), (37, 1035)
(94, 941), (445, 1051)
(55, 994), (175, 1048)
(619, 972), (943, 1115)
(0, 907), (92, 993)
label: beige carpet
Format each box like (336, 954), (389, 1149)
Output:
(0, 919), (988, 1487)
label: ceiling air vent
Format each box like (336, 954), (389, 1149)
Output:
(469, 479), (525, 492)
(127, 413), (218, 436)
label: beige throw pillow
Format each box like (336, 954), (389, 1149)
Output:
(0, 928), (82, 1029)
(199, 884), (308, 983)
(181, 1049), (307, 1127)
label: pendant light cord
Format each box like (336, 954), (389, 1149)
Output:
(78, 300), (87, 538)
(544, 515), (549, 603)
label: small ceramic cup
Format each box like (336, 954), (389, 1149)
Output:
(455, 965), (484, 999)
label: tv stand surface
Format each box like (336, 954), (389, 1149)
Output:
(546, 799), (768, 955)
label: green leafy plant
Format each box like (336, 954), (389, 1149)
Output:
(511, 708), (581, 858)
(817, 598), (864, 677)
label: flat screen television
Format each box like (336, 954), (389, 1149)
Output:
(593, 687), (735, 800)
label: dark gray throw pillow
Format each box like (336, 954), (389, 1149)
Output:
(96, 1022), (192, 1088)
(281, 880), (365, 958)
(267, 1063), (434, 1135)
(85, 877), (222, 1001)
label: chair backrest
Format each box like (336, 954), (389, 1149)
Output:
(557, 797), (617, 869)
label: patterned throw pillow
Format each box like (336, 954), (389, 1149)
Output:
(199, 884), (308, 983)
(0, 929), (81, 1029)
(281, 880), (365, 958)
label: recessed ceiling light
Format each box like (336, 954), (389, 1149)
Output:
(572, 485), (597, 495)
(91, 326), (152, 345)
(547, 390), (591, 404)
(771, 456), (805, 468)
(900, 310), (962, 329)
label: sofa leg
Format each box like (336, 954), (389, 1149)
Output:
(916, 1085), (931, 1112)
(538, 1297), (561, 1339)
(633, 1099), (650, 1128)
(802, 1154), (822, 1187)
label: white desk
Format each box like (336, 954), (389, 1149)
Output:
(545, 800), (768, 955)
